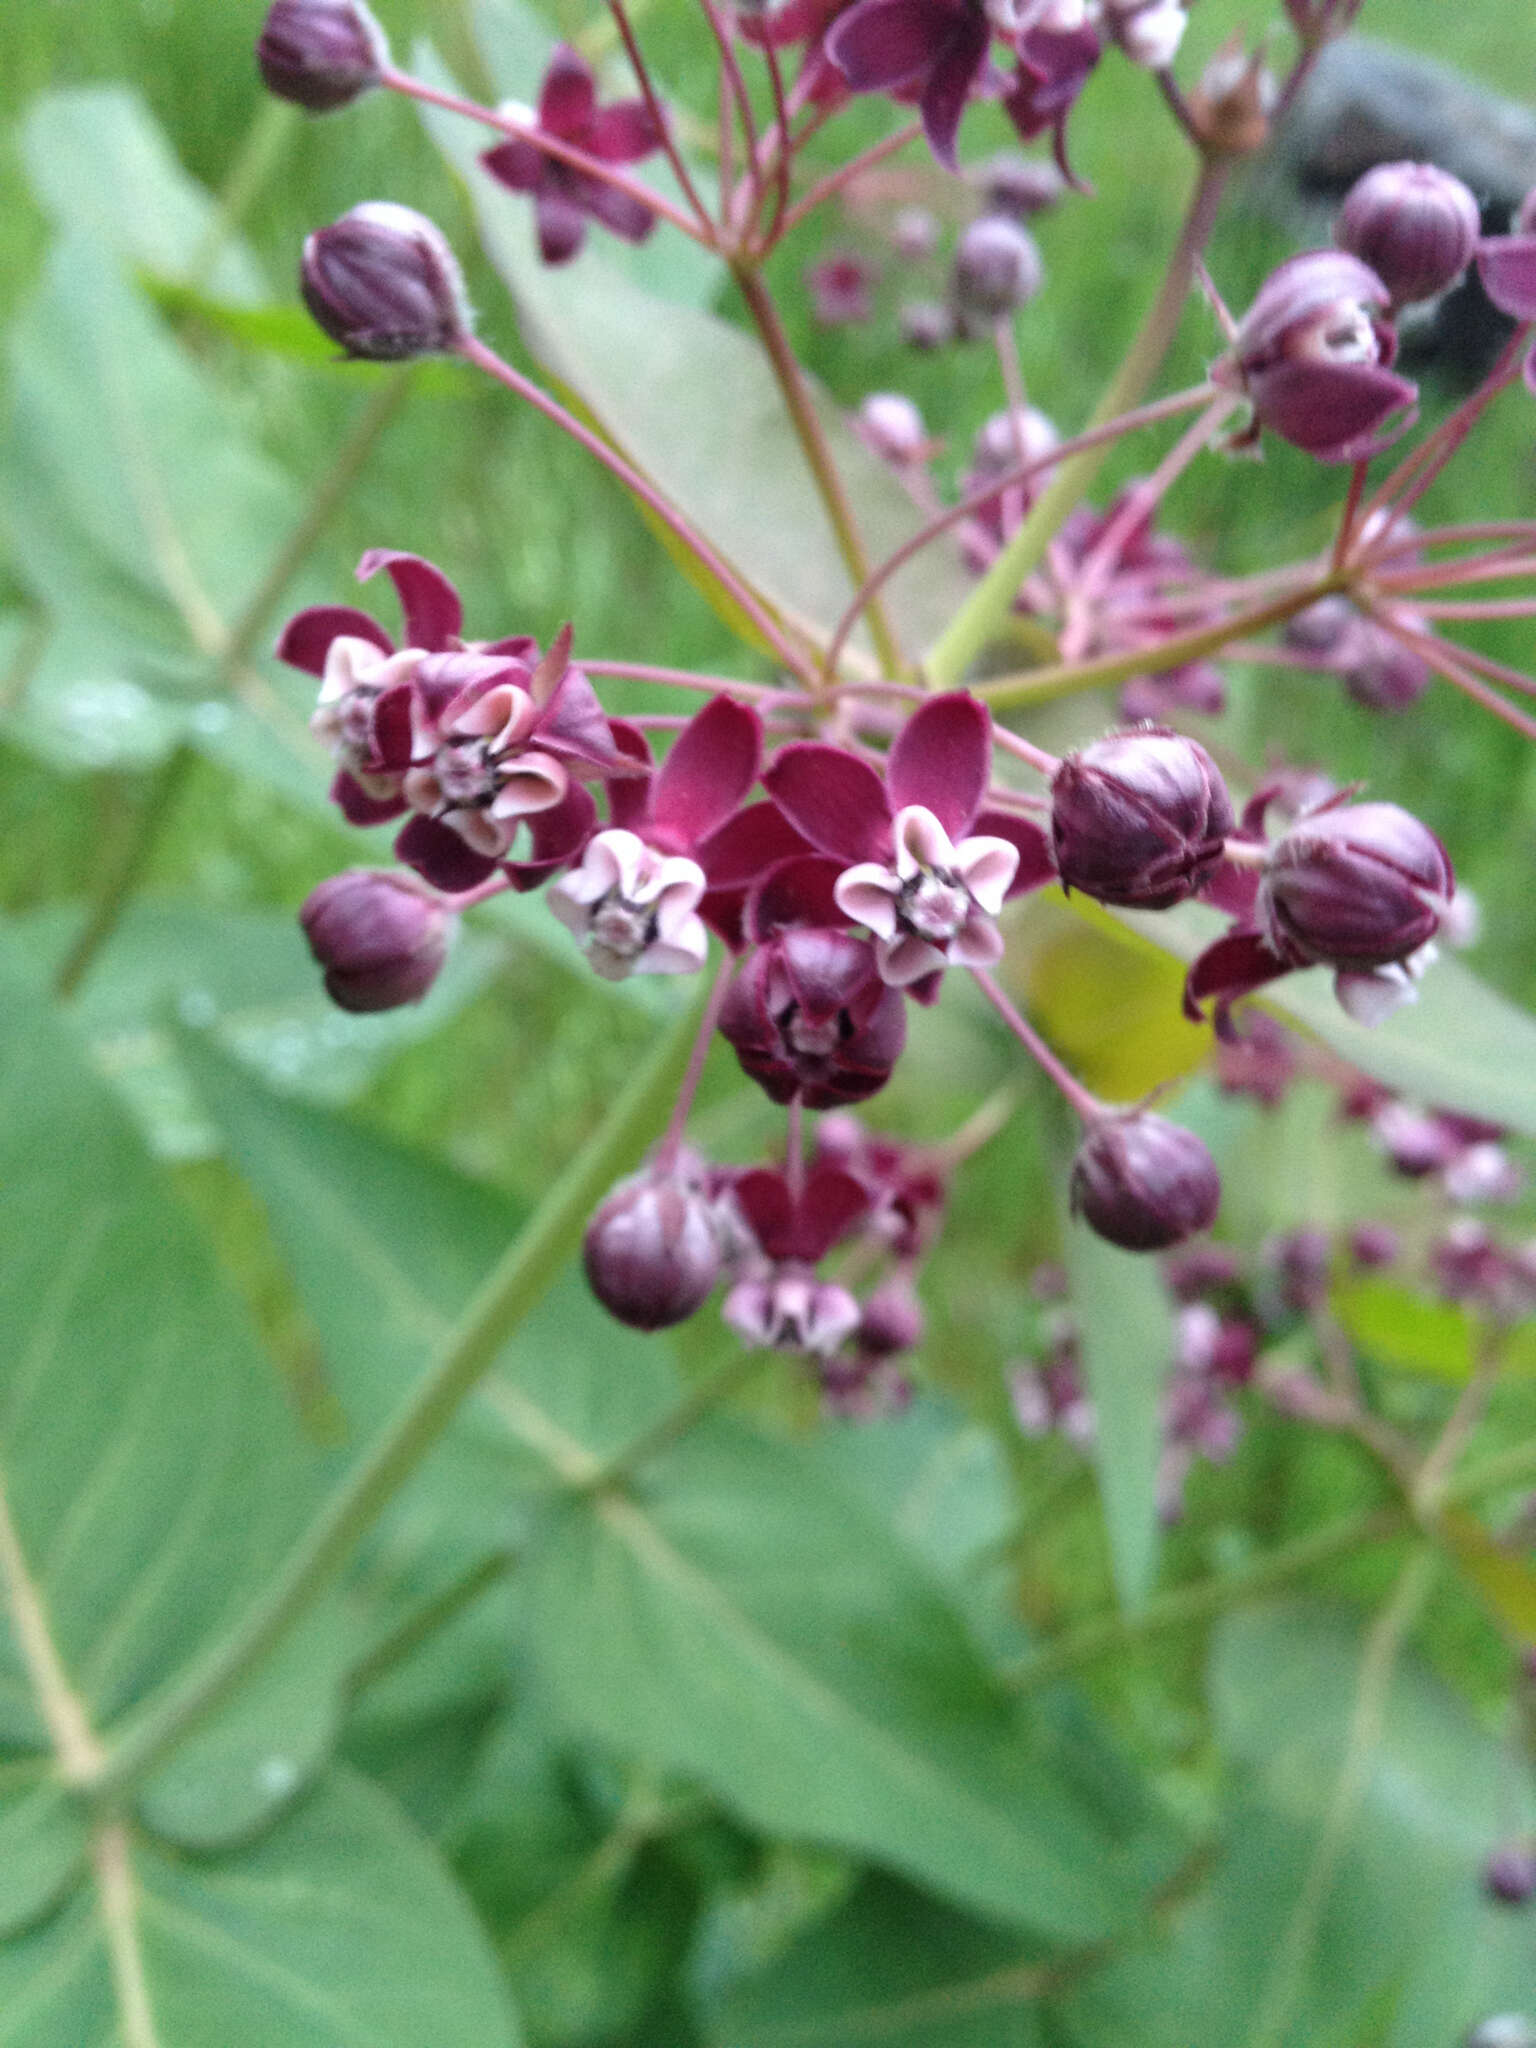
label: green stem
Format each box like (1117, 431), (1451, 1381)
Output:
(581, 1346), (773, 1493)
(732, 264), (906, 680)
(347, 1550), (516, 1696)
(54, 747), (195, 1001)
(925, 160), (1229, 690)
(87, 990), (708, 1804)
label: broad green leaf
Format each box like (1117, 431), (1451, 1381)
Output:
(0, 934), (345, 1848)
(713, 1871), (1053, 2048)
(0, 1771), (521, 2048)
(525, 1418), (1139, 1940)
(1435, 1508), (1536, 1643)
(416, 48), (972, 659)
(1109, 898), (1536, 1138)
(1336, 1279), (1536, 1385)
(1064, 1220), (1175, 1610)
(20, 85), (267, 302)
(0, 1772), (86, 1941)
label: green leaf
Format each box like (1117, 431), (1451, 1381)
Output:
(20, 85), (267, 302)
(1335, 1279), (1536, 1385)
(1064, 1220), (1175, 1610)
(0, 1771), (521, 2047)
(525, 1419), (1138, 1940)
(0, 1773), (87, 1942)
(0, 933), (345, 1848)
(416, 47), (971, 659)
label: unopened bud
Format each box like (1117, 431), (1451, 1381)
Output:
(300, 867), (450, 1012)
(1335, 161), (1481, 308)
(583, 1169), (723, 1330)
(1104, 0), (1187, 69)
(301, 202), (470, 360)
(1071, 1113), (1221, 1252)
(1051, 728), (1235, 909)
(257, 0), (389, 112)
(1188, 39), (1276, 158)
(891, 206), (939, 259)
(856, 392), (928, 465)
(952, 216), (1043, 324)
(856, 1279), (925, 1357)
(978, 153), (1064, 220)
(900, 300), (954, 350)
(1348, 1222), (1400, 1270)
(1483, 1844), (1536, 1907)
(1258, 800), (1452, 973)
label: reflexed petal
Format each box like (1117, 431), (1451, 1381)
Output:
(538, 44), (598, 139)
(834, 862), (903, 937)
(580, 173), (658, 245)
(1477, 234), (1536, 320)
(887, 692), (991, 834)
(973, 808), (1054, 897)
(480, 136), (547, 194)
(731, 1168), (796, 1256)
(798, 1163), (875, 1260)
(650, 694), (764, 848)
(507, 781), (597, 891)
(747, 853), (847, 939)
(536, 190), (588, 266)
(395, 811), (499, 892)
(918, 11), (989, 169)
(696, 801), (811, 889)
(1249, 358), (1418, 461)
(953, 833), (1020, 914)
(1182, 927), (1291, 1029)
(877, 932), (948, 985)
(331, 770), (406, 827)
(277, 605), (392, 676)
(357, 549), (463, 649)
(765, 743), (891, 862)
(590, 100), (662, 162)
(827, 0), (957, 91)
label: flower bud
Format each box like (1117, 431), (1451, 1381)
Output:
(855, 1278), (925, 1357)
(1483, 1843), (1536, 1907)
(891, 206), (939, 259)
(899, 300), (954, 350)
(583, 1169), (723, 1330)
(978, 153), (1064, 220)
(257, 0), (389, 112)
(301, 203), (470, 360)
(300, 868), (450, 1012)
(856, 392), (928, 465)
(951, 216), (1043, 324)
(1348, 1222), (1400, 1270)
(1104, 0), (1187, 70)
(1258, 800), (1452, 973)
(1051, 728), (1235, 909)
(1335, 161), (1481, 307)
(1070, 1113), (1221, 1252)
(1188, 39), (1276, 158)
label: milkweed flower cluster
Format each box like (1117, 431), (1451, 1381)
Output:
(263, 0), (1536, 1385)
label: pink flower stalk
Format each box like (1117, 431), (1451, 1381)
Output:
(763, 693), (1052, 985)
(480, 45), (661, 265)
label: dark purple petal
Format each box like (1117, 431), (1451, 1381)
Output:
(590, 100), (662, 163)
(1248, 359), (1417, 461)
(394, 812), (499, 892)
(331, 770), (407, 827)
(538, 44), (598, 141)
(1182, 928), (1292, 1030)
(506, 781), (598, 890)
(357, 549), (463, 649)
(370, 681), (418, 773)
(480, 136), (547, 194)
(887, 692), (991, 836)
(696, 802), (812, 889)
(1476, 234), (1536, 320)
(918, 10), (989, 169)
(538, 662), (633, 773)
(826, 0), (952, 91)
(649, 695), (764, 851)
(732, 1169), (797, 1260)
(764, 743), (891, 863)
(578, 174), (657, 245)
(797, 1163), (874, 1260)
(973, 808), (1054, 897)
(276, 604), (393, 675)
(536, 190), (589, 266)
(747, 854), (847, 939)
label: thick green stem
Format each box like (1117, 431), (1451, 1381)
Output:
(732, 264), (906, 680)
(87, 990), (707, 1803)
(54, 747), (195, 1000)
(925, 161), (1229, 689)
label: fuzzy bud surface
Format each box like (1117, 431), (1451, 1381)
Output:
(1070, 1112), (1221, 1251)
(300, 868), (449, 1013)
(301, 203), (470, 360)
(257, 0), (389, 111)
(1051, 728), (1234, 909)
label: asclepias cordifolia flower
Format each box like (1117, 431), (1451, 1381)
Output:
(299, 867), (450, 1013)
(301, 203), (471, 360)
(825, 0), (995, 172)
(548, 694), (763, 981)
(1334, 161), (1481, 309)
(1213, 250), (1418, 462)
(583, 1157), (724, 1329)
(480, 45), (661, 266)
(1003, 14), (1102, 182)
(257, 0), (389, 112)
(722, 1162), (871, 1355)
(763, 693), (1052, 985)
(1050, 727), (1234, 909)
(1070, 1110), (1221, 1251)
(718, 855), (908, 1106)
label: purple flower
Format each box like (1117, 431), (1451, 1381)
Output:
(806, 253), (875, 326)
(721, 1162), (871, 1355)
(1002, 17), (1101, 183)
(301, 203), (470, 361)
(299, 868), (450, 1012)
(826, 0), (994, 170)
(1335, 161), (1481, 308)
(1071, 1112), (1221, 1251)
(481, 45), (660, 266)
(1051, 727), (1234, 910)
(764, 694), (1052, 985)
(257, 0), (388, 112)
(1216, 250), (1418, 461)
(583, 1162), (724, 1329)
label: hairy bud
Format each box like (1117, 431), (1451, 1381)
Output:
(1335, 161), (1481, 308)
(301, 203), (470, 360)
(1258, 800), (1453, 972)
(300, 868), (449, 1013)
(583, 1168), (723, 1330)
(1051, 728), (1235, 909)
(952, 216), (1043, 324)
(857, 392), (928, 465)
(1483, 1843), (1536, 1907)
(257, 0), (389, 112)
(1070, 1113), (1221, 1252)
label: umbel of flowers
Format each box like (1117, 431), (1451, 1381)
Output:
(260, 0), (1536, 1391)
